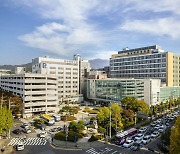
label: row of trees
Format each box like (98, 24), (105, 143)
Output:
(0, 89), (24, 117)
(96, 97), (151, 136)
(151, 98), (180, 116)
(169, 116), (180, 154)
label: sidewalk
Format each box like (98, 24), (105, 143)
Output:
(0, 139), (15, 154)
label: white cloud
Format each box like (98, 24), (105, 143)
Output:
(121, 18), (180, 39)
(4, 0), (180, 58)
(123, 0), (180, 15)
(88, 50), (117, 60)
(18, 22), (103, 55)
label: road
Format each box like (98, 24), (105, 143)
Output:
(15, 142), (156, 154)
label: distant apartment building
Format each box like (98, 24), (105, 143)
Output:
(32, 55), (90, 103)
(0, 69), (11, 75)
(88, 70), (107, 79)
(110, 45), (180, 86)
(0, 73), (58, 118)
(87, 78), (180, 106)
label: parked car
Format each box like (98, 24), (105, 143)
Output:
(115, 138), (126, 145)
(135, 134), (144, 140)
(21, 123), (29, 129)
(39, 131), (47, 138)
(16, 142), (24, 151)
(151, 131), (159, 138)
(12, 129), (22, 135)
(138, 127), (147, 133)
(123, 140), (134, 148)
(158, 128), (164, 133)
(22, 128), (31, 134)
(142, 135), (151, 144)
(130, 143), (140, 151)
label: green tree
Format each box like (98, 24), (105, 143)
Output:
(121, 97), (150, 114)
(77, 120), (85, 133)
(0, 106), (13, 137)
(34, 118), (44, 128)
(169, 116), (180, 154)
(69, 121), (78, 132)
(97, 104), (123, 131)
(69, 120), (85, 133)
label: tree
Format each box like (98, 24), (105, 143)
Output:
(9, 96), (24, 116)
(169, 116), (180, 154)
(34, 118), (44, 128)
(121, 97), (150, 114)
(69, 120), (85, 133)
(109, 103), (123, 130)
(69, 121), (78, 132)
(0, 106), (13, 137)
(97, 104), (123, 131)
(77, 120), (85, 133)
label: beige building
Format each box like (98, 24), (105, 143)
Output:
(0, 73), (58, 118)
(110, 45), (180, 86)
(32, 56), (84, 103)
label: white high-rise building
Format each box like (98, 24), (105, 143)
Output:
(0, 73), (58, 118)
(74, 54), (91, 98)
(32, 56), (83, 103)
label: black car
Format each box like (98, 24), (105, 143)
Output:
(12, 129), (22, 134)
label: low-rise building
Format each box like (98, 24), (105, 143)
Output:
(87, 78), (180, 106)
(0, 73), (58, 118)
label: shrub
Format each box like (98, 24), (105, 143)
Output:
(88, 135), (98, 142)
(67, 131), (83, 142)
(54, 131), (66, 141)
(83, 107), (91, 113)
(61, 116), (77, 121)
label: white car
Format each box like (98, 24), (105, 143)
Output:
(158, 128), (164, 133)
(123, 140), (134, 148)
(139, 127), (147, 133)
(39, 131), (47, 138)
(135, 138), (143, 145)
(142, 135), (151, 144)
(16, 142), (24, 151)
(135, 134), (144, 140)
(151, 131), (159, 138)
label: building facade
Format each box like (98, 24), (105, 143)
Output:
(73, 54), (91, 98)
(32, 56), (84, 103)
(110, 45), (180, 86)
(87, 78), (162, 106)
(0, 73), (58, 118)
(160, 86), (180, 103)
(87, 78), (180, 107)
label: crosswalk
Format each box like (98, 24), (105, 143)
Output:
(8, 137), (47, 146)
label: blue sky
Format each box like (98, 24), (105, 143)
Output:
(0, 0), (180, 65)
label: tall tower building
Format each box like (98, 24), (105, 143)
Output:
(74, 54), (91, 98)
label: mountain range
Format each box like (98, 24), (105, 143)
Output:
(0, 59), (109, 72)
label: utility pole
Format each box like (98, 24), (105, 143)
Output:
(1, 93), (3, 108)
(109, 105), (111, 139)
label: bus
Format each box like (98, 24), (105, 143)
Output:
(53, 115), (61, 122)
(41, 114), (55, 126)
(115, 128), (137, 145)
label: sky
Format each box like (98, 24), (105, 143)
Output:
(0, 0), (180, 65)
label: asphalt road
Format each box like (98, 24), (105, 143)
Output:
(15, 142), (156, 154)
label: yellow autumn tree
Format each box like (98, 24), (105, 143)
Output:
(169, 116), (180, 154)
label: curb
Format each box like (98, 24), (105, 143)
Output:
(50, 143), (82, 151)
